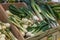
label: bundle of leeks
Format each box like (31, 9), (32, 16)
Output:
(49, 3), (60, 20)
(6, 0), (59, 38)
(6, 10), (35, 38)
(25, 0), (59, 38)
(30, 0), (59, 30)
(0, 21), (17, 40)
(36, 0), (60, 20)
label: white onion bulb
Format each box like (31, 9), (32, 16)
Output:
(0, 25), (2, 30)
(0, 32), (1, 35)
(4, 23), (10, 28)
(1, 34), (6, 38)
(2, 26), (6, 29)
(33, 16), (39, 21)
(23, 25), (28, 29)
(26, 32), (34, 37)
(22, 18), (28, 22)
(0, 37), (5, 40)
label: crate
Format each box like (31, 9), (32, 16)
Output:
(0, 2), (27, 40)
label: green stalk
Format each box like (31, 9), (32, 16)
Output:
(9, 15), (26, 31)
(23, 7), (34, 17)
(53, 7), (60, 10)
(2, 29), (11, 40)
(45, 10), (55, 21)
(34, 3), (41, 13)
(9, 19), (27, 32)
(46, 4), (56, 18)
(13, 15), (22, 24)
(11, 17), (21, 26)
(13, 15), (23, 27)
(32, 20), (48, 33)
(28, 10), (34, 17)
(6, 28), (17, 40)
(31, 0), (43, 21)
(6, 37), (10, 40)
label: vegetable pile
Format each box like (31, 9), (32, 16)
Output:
(0, 21), (17, 40)
(49, 3), (60, 20)
(5, 0), (60, 38)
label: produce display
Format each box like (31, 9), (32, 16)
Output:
(0, 21), (17, 40)
(50, 3), (60, 20)
(3, 0), (59, 39)
(36, 0), (60, 20)
(0, 0), (60, 40)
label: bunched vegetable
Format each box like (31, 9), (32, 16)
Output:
(7, 0), (59, 38)
(0, 21), (18, 40)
